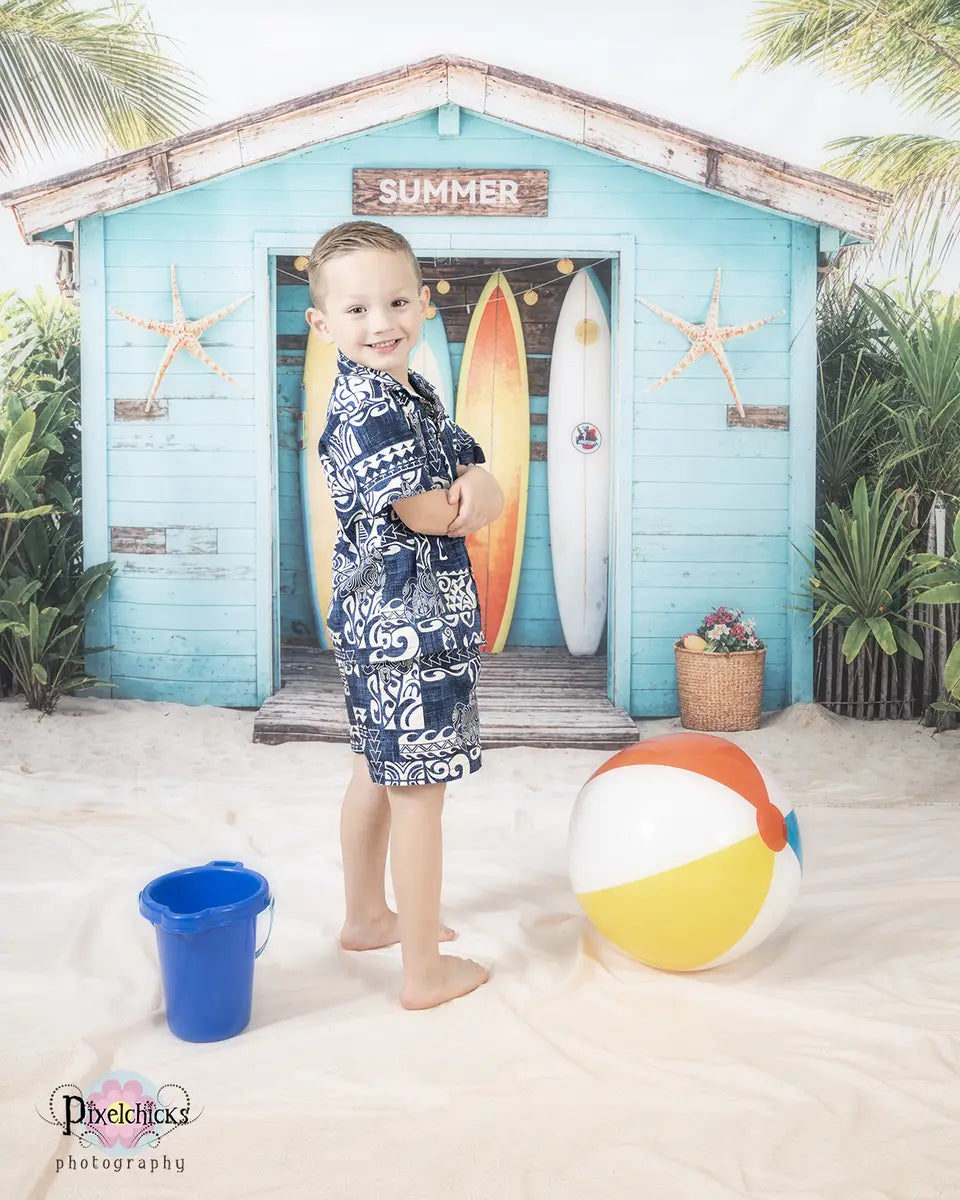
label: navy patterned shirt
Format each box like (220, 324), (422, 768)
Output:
(316, 349), (488, 666)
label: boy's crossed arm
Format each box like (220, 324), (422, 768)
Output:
(391, 465), (504, 537)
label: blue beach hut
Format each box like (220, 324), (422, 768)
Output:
(1, 55), (889, 735)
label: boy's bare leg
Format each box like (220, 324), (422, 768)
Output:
(339, 753), (457, 950)
(387, 779), (489, 1010)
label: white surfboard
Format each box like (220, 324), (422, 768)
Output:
(547, 267), (612, 657)
(410, 308), (454, 418)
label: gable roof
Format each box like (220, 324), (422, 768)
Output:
(1, 54), (890, 242)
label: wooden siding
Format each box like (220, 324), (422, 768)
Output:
(93, 107), (802, 714)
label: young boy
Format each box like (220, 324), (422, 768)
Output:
(305, 220), (504, 1010)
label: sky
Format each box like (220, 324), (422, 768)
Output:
(2, 0), (957, 295)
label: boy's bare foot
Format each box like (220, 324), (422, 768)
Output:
(340, 910), (457, 951)
(399, 955), (489, 1010)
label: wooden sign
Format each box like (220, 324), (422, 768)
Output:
(353, 169), (548, 216)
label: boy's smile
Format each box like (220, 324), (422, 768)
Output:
(305, 247), (430, 391)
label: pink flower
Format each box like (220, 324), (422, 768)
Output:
(84, 1079), (156, 1150)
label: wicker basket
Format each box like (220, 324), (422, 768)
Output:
(674, 644), (766, 732)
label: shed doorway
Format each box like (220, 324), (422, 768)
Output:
(259, 251), (631, 747)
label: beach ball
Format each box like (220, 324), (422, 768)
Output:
(569, 733), (802, 971)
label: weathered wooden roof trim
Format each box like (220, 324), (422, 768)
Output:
(1, 54), (891, 241)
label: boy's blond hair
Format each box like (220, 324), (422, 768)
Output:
(307, 220), (423, 311)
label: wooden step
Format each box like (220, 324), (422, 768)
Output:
(255, 644), (637, 750)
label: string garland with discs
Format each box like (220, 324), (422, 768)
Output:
(280, 253), (593, 317)
(284, 255), (784, 414)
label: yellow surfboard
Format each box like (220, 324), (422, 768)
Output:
(454, 271), (530, 654)
(299, 330), (339, 647)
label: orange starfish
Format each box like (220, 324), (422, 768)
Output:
(637, 268), (784, 417)
(110, 264), (253, 410)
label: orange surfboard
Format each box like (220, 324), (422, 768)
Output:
(454, 271), (530, 654)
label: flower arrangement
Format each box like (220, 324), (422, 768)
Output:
(676, 607), (765, 654)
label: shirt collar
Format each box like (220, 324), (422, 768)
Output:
(336, 348), (442, 416)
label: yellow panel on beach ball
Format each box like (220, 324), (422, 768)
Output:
(575, 832), (774, 971)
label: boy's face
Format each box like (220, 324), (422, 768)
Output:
(305, 248), (430, 384)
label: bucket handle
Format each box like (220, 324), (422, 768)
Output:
(255, 896), (275, 959)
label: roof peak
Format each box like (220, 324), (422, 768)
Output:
(1, 54), (890, 241)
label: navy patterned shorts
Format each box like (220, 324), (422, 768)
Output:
(334, 647), (483, 787)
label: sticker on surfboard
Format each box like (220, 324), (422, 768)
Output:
(572, 422), (602, 454)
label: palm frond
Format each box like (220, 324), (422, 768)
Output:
(734, 0), (960, 125)
(0, 0), (204, 171)
(822, 133), (960, 274)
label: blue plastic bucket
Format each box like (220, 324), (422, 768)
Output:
(139, 860), (274, 1042)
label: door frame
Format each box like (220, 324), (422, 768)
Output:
(252, 230), (635, 711)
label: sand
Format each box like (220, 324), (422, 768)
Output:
(1, 695), (958, 1199)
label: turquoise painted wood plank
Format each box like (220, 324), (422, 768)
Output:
(110, 650), (256, 683)
(635, 271), (788, 296)
(632, 585), (788, 612)
(630, 379), (791, 407)
(788, 223), (817, 704)
(632, 661), (787, 687)
(633, 613), (787, 639)
(107, 267), (254, 291)
(107, 318), (253, 346)
(633, 482), (788, 510)
(279, 518), (308, 544)
(109, 451), (255, 477)
(109, 502), (256, 527)
(109, 476), (255, 503)
(112, 677), (258, 706)
(106, 210), (791, 242)
(106, 346), (255, 374)
(108, 378), (254, 402)
(611, 234), (635, 709)
(631, 503), (787, 535)
(111, 626), (257, 655)
(635, 351), (788, 380)
(109, 577), (257, 605)
(508, 619), (565, 645)
(104, 235), (790, 273)
(508, 568), (559, 597)
(108, 289), (266, 313)
(111, 602), (257, 629)
(78, 214), (111, 694)
(630, 671), (790, 698)
(632, 431), (789, 458)
(108, 427), (255, 455)
(108, 378), (254, 401)
(278, 493), (304, 522)
(216, 528), (257, 553)
(631, 561), (787, 589)
(636, 322), (789, 354)
(633, 457), (788, 484)
(631, 657), (788, 687)
(111, 552), (255, 579)
(254, 240), (277, 700)
(108, 398), (258, 425)
(629, 684), (788, 718)
(632, 534), (787, 563)
(632, 402), (789, 429)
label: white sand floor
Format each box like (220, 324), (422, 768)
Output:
(1, 696), (958, 1199)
